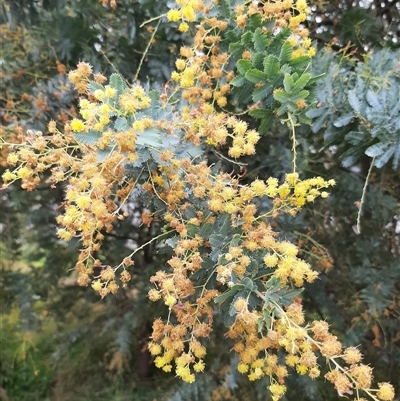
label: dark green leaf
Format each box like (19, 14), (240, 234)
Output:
(253, 28), (268, 52)
(252, 84), (272, 102)
(263, 55), (280, 79)
(245, 69), (267, 84)
(237, 59), (253, 75)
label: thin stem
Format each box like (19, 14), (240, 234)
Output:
(287, 113), (297, 173)
(140, 13), (166, 28)
(356, 157), (375, 234)
(134, 19), (161, 82)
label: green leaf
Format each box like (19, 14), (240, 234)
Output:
(288, 56), (310, 69)
(245, 69), (267, 84)
(240, 31), (253, 45)
(273, 90), (290, 103)
(249, 13), (262, 29)
(252, 84), (272, 102)
(289, 90), (309, 102)
(249, 108), (271, 119)
(209, 234), (225, 248)
(214, 285), (243, 305)
(199, 222), (214, 238)
(237, 59), (253, 75)
(253, 28), (268, 52)
(276, 103), (288, 116)
(292, 72), (311, 92)
(258, 113), (273, 133)
(279, 41), (292, 65)
(229, 42), (243, 55)
(230, 76), (246, 87)
(217, 0), (230, 19)
(263, 55), (280, 80)
(308, 73), (325, 85)
(283, 73), (294, 93)
(251, 52), (265, 70)
(298, 113), (312, 125)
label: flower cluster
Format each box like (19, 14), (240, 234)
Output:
(1, 1), (396, 400)
(166, 0), (205, 32)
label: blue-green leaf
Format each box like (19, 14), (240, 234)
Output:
(333, 113), (354, 127)
(110, 73), (127, 95)
(74, 130), (101, 145)
(114, 117), (128, 131)
(136, 128), (162, 147)
(365, 142), (387, 157)
(348, 91), (361, 112)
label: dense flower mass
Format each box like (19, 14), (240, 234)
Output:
(0, 1), (395, 400)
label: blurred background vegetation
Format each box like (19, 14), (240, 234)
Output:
(0, 0), (399, 400)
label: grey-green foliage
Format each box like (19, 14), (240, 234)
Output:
(309, 48), (400, 169)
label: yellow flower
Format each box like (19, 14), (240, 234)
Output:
(57, 228), (72, 241)
(171, 71), (180, 81)
(217, 96), (227, 107)
(237, 363), (249, 373)
(175, 59), (186, 71)
(2, 170), (17, 181)
(193, 360), (205, 372)
(149, 343), (162, 356)
(7, 153), (19, 165)
(92, 280), (102, 291)
(165, 295), (177, 308)
(182, 5), (196, 22)
(70, 118), (85, 132)
(105, 86), (117, 98)
(17, 167), (31, 179)
(376, 382), (395, 401)
(269, 383), (286, 397)
(264, 254), (278, 268)
(94, 89), (105, 100)
(178, 22), (189, 32)
(307, 47), (316, 57)
(167, 9), (180, 22)
(76, 194), (91, 210)
(162, 364), (172, 372)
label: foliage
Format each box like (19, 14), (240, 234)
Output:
(0, 0), (399, 401)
